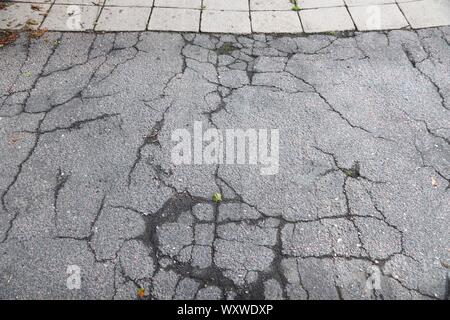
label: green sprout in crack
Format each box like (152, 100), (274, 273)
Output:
(342, 162), (361, 179)
(216, 42), (238, 55)
(290, 0), (301, 11)
(212, 192), (222, 203)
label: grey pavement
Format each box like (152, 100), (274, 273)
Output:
(0, 28), (449, 299)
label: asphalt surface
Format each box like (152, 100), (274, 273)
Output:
(0, 28), (449, 300)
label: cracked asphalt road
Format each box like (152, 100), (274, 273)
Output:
(0, 28), (449, 300)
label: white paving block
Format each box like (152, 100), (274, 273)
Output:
(345, 0), (395, 6)
(8, 0), (53, 3)
(399, 0), (450, 28)
(95, 6), (151, 31)
(203, 0), (249, 11)
(349, 4), (409, 30)
(252, 11), (303, 33)
(201, 10), (251, 33)
(298, 0), (345, 9)
(300, 7), (355, 33)
(148, 7), (200, 32)
(104, 0), (153, 7)
(42, 4), (100, 31)
(54, 0), (104, 5)
(250, 0), (292, 11)
(154, 0), (202, 9)
(0, 3), (50, 30)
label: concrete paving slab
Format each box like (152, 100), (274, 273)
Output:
(201, 10), (251, 33)
(345, 0), (395, 6)
(349, 3), (409, 30)
(0, 2), (50, 30)
(300, 6), (356, 33)
(298, 0), (346, 9)
(54, 0), (104, 5)
(399, 0), (450, 28)
(154, 0), (202, 9)
(8, 0), (53, 3)
(104, 0), (153, 7)
(251, 11), (303, 33)
(203, 0), (249, 11)
(250, 0), (292, 11)
(148, 7), (200, 32)
(95, 6), (151, 31)
(41, 4), (100, 31)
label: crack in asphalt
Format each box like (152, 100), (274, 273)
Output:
(0, 28), (449, 300)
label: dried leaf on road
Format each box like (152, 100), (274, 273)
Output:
(28, 28), (48, 39)
(25, 19), (39, 26)
(431, 177), (438, 187)
(136, 288), (145, 298)
(0, 31), (18, 47)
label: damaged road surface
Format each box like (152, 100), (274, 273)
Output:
(0, 29), (449, 300)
